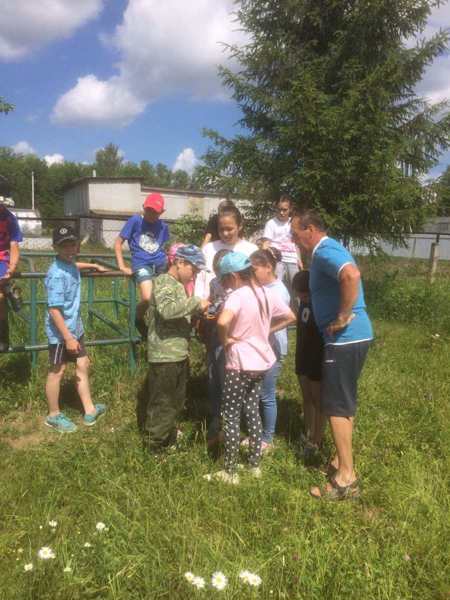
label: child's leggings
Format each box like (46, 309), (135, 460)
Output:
(222, 370), (264, 473)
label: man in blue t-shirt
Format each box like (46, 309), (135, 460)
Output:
(291, 209), (373, 501)
(114, 193), (170, 338)
(0, 197), (23, 352)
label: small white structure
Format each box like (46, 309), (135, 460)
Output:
(14, 208), (42, 236)
(63, 177), (231, 247)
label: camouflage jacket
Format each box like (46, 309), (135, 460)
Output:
(147, 273), (202, 363)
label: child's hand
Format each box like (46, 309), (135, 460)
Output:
(92, 264), (108, 273)
(120, 266), (133, 276)
(65, 337), (80, 354)
(200, 299), (210, 313)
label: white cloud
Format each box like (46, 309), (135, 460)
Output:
(51, 0), (245, 126)
(173, 148), (199, 175)
(12, 141), (36, 155)
(44, 153), (65, 166)
(0, 0), (103, 61)
(52, 75), (146, 126)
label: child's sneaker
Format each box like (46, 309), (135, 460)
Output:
(240, 437), (250, 447)
(46, 413), (77, 433)
(83, 404), (107, 426)
(203, 470), (240, 485)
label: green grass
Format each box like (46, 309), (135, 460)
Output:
(0, 254), (449, 599)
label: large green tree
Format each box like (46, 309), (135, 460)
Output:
(0, 97), (13, 114)
(198, 0), (450, 243)
(95, 143), (124, 177)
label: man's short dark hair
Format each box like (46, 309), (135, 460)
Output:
(292, 209), (326, 232)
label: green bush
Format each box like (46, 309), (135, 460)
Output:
(363, 265), (450, 333)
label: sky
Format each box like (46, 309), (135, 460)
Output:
(1, 0), (449, 177)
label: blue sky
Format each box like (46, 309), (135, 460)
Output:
(1, 1), (449, 176)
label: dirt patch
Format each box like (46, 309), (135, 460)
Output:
(0, 413), (52, 449)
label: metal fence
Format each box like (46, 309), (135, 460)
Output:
(8, 252), (139, 370)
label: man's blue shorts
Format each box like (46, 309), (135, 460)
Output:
(133, 261), (167, 284)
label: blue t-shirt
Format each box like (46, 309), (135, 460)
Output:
(119, 215), (169, 272)
(45, 259), (84, 344)
(0, 209), (23, 268)
(310, 237), (373, 345)
(266, 279), (290, 359)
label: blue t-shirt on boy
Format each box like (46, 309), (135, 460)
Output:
(119, 215), (169, 272)
(310, 237), (373, 346)
(45, 259), (83, 344)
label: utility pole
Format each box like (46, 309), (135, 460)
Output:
(31, 171), (35, 211)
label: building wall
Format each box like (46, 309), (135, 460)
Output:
(89, 181), (142, 212)
(64, 181), (89, 215)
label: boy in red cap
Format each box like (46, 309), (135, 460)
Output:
(114, 193), (169, 337)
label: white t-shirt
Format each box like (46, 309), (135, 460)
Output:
(263, 217), (298, 263)
(194, 239), (258, 299)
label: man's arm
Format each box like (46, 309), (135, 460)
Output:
(48, 307), (80, 353)
(326, 263), (360, 334)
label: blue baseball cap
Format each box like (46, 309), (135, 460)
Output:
(218, 251), (251, 277)
(175, 244), (207, 270)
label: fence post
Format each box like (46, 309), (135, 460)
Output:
(429, 234), (440, 283)
(30, 279), (38, 368)
(128, 277), (137, 371)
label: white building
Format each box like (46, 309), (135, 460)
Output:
(63, 177), (231, 247)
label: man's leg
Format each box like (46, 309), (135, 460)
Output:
(329, 416), (355, 485)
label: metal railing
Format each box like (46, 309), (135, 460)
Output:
(7, 252), (139, 370)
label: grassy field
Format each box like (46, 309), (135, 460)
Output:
(0, 255), (449, 599)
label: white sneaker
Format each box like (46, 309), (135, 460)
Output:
(203, 470), (240, 485)
(240, 437), (250, 447)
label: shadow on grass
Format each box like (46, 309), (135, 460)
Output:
(0, 353), (32, 385)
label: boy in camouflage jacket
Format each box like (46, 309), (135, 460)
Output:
(137, 245), (209, 451)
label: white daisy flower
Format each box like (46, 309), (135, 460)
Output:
(192, 576), (206, 589)
(83, 542), (92, 548)
(48, 520), (57, 528)
(17, 548), (24, 554)
(24, 563), (33, 572)
(37, 547), (56, 560)
(63, 566), (72, 573)
(248, 573), (262, 587)
(184, 572), (195, 583)
(96, 522), (106, 532)
(239, 570), (252, 583)
(211, 571), (228, 590)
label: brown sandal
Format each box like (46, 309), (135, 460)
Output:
(310, 477), (360, 501)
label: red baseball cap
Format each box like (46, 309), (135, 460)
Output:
(143, 192), (165, 213)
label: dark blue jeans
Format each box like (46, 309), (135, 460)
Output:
(259, 359), (283, 443)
